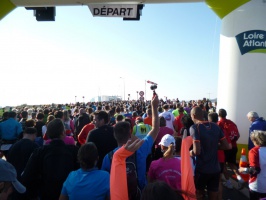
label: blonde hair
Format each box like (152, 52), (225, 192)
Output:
(163, 144), (175, 159)
(250, 130), (266, 146)
(46, 115), (55, 125)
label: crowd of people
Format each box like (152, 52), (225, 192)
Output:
(0, 95), (266, 200)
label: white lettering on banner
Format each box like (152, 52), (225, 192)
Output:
(243, 32), (264, 40)
(243, 40), (266, 47)
(235, 30), (266, 55)
(88, 4), (138, 18)
(242, 31), (266, 47)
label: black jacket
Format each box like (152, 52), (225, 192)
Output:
(21, 139), (79, 200)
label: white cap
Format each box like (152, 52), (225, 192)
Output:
(159, 134), (175, 147)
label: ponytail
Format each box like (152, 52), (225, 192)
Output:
(163, 143), (175, 159)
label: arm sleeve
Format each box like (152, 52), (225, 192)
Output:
(16, 123), (23, 137)
(110, 146), (133, 200)
(138, 136), (154, 157)
(181, 136), (196, 198)
(61, 178), (68, 195)
(190, 126), (199, 141)
(249, 148), (261, 177)
(101, 155), (111, 172)
(78, 126), (87, 145)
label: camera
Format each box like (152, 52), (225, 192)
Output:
(150, 84), (157, 97)
(150, 84), (157, 90)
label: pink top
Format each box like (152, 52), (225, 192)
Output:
(148, 157), (181, 190)
(44, 136), (75, 145)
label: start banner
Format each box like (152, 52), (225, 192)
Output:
(88, 4), (139, 18)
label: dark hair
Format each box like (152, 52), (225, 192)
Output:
(163, 104), (169, 110)
(21, 111), (28, 118)
(115, 107), (121, 113)
(44, 109), (49, 115)
(109, 109), (115, 117)
(141, 182), (184, 200)
(114, 122), (131, 144)
(25, 119), (36, 127)
(95, 111), (109, 124)
(147, 109), (152, 116)
(32, 112), (36, 118)
(8, 111), (17, 118)
(24, 127), (37, 135)
(54, 111), (63, 119)
(132, 111), (138, 117)
(178, 107), (184, 113)
(208, 112), (218, 123)
(181, 115), (194, 129)
(78, 142), (98, 170)
(37, 113), (44, 120)
(88, 107), (93, 114)
(218, 109), (227, 118)
(2, 112), (8, 119)
(116, 114), (124, 122)
(46, 118), (64, 139)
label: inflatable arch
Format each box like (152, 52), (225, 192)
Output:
(1, 0), (266, 155)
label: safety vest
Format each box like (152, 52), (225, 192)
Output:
(134, 123), (151, 139)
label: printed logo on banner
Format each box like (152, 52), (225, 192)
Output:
(236, 30), (266, 55)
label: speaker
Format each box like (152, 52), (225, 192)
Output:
(34, 7), (55, 21)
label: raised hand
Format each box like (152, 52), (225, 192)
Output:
(124, 138), (144, 152)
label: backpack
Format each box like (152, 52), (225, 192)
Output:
(108, 150), (141, 200)
(223, 120), (240, 142)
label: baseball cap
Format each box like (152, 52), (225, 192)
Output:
(0, 159), (26, 193)
(159, 134), (175, 147)
(135, 117), (143, 123)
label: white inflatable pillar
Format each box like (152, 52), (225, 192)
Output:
(206, 0), (266, 152)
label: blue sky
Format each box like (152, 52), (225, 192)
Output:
(0, 2), (221, 106)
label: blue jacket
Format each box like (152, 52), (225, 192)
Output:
(248, 117), (266, 150)
(0, 118), (23, 140)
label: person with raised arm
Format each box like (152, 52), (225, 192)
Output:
(102, 94), (159, 194)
